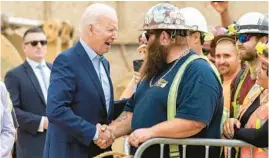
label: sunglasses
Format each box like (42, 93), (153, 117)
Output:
(236, 34), (252, 43)
(144, 30), (162, 41)
(24, 40), (48, 47)
(144, 31), (154, 41)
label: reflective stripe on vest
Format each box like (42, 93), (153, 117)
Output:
(167, 54), (203, 158)
(232, 67), (249, 118)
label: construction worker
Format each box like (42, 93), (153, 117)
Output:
(95, 3), (223, 158)
(229, 12), (268, 120)
(222, 12), (268, 158)
(223, 42), (268, 158)
(179, 7), (222, 83)
(212, 27), (242, 127)
(211, 27), (242, 158)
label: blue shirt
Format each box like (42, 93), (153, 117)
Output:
(124, 50), (223, 158)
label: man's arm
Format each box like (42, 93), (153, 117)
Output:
(1, 105), (16, 158)
(111, 94), (136, 138)
(0, 82), (16, 158)
(128, 118), (206, 147)
(150, 118), (206, 138)
(109, 111), (133, 138)
(211, 1), (232, 27)
(46, 53), (97, 146)
(220, 9), (232, 28)
(234, 120), (268, 148)
(5, 71), (42, 135)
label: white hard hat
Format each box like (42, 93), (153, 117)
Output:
(179, 7), (214, 41)
(236, 12), (268, 34)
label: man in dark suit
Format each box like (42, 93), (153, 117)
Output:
(43, 3), (119, 158)
(5, 27), (51, 158)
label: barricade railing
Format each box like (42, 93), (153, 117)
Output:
(133, 138), (255, 158)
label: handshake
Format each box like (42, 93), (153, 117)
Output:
(94, 123), (154, 150)
(94, 123), (116, 149)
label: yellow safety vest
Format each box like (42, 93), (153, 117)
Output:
(167, 54), (204, 158)
(232, 67), (250, 118)
(239, 87), (267, 158)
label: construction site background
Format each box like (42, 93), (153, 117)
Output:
(1, 1), (268, 99)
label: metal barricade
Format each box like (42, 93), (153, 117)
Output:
(134, 138), (255, 158)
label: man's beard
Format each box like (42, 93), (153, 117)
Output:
(217, 65), (230, 76)
(143, 38), (168, 79)
(237, 45), (257, 61)
(240, 51), (257, 61)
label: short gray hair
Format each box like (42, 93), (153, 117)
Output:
(79, 3), (117, 34)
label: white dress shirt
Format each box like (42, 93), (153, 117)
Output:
(0, 82), (15, 158)
(26, 58), (51, 132)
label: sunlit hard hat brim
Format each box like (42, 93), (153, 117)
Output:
(204, 32), (214, 41)
(237, 29), (269, 34)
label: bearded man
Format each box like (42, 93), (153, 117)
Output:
(95, 3), (223, 158)
(230, 12), (268, 119)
